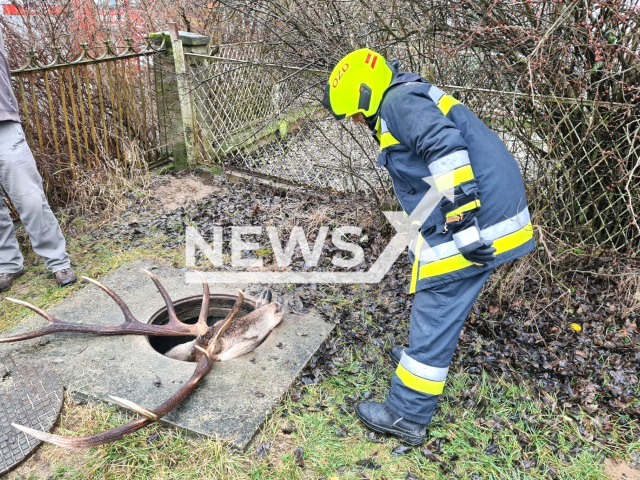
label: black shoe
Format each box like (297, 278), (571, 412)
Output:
(0, 268), (25, 292)
(387, 346), (404, 366)
(355, 401), (426, 446)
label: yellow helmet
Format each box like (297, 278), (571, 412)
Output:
(322, 48), (393, 120)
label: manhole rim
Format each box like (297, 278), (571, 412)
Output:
(145, 294), (257, 359)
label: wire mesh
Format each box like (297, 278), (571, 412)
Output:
(449, 87), (640, 252)
(186, 52), (639, 253)
(188, 53), (391, 197)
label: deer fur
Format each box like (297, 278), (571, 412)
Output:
(165, 292), (283, 362)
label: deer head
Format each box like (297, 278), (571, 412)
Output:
(1, 270), (284, 448)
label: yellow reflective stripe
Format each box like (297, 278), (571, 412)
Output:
(396, 364), (445, 395)
(409, 233), (424, 294)
(433, 164), (475, 191)
(419, 253), (472, 279)
(380, 132), (400, 149)
(446, 200), (481, 219)
(375, 117), (382, 143)
(493, 221), (534, 254)
(418, 222), (534, 280)
(438, 94), (461, 115)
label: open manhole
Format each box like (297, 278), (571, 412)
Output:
(147, 294), (256, 361)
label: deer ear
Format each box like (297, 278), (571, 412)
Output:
(256, 289), (273, 309)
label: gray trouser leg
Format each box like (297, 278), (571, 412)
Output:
(385, 269), (494, 424)
(0, 121), (70, 273)
(0, 187), (23, 273)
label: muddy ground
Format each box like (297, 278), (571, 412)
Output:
(101, 171), (640, 418)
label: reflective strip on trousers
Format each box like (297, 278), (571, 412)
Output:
(396, 365), (445, 395)
(400, 351), (449, 381)
(396, 351), (448, 396)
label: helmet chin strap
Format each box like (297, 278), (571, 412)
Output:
(362, 58), (403, 133)
(364, 114), (378, 132)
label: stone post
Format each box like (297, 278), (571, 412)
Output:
(150, 27), (209, 170)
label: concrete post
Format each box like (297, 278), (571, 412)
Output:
(150, 27), (209, 170)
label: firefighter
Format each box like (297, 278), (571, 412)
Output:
(322, 49), (535, 445)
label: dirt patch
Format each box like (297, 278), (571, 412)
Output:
(152, 174), (217, 211)
(605, 459), (640, 480)
(7, 447), (59, 479)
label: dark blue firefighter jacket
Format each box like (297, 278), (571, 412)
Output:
(373, 69), (535, 291)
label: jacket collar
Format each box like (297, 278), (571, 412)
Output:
(366, 61), (427, 133)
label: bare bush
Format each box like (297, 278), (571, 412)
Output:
(185, 0), (639, 253)
(4, 0), (639, 258)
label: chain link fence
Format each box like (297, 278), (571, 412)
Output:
(449, 87), (640, 252)
(187, 47), (390, 199)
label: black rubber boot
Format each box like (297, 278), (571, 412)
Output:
(387, 346), (404, 366)
(355, 401), (426, 446)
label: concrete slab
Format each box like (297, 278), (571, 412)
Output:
(0, 259), (335, 449)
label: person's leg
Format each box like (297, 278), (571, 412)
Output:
(0, 121), (71, 273)
(385, 268), (494, 424)
(0, 186), (24, 273)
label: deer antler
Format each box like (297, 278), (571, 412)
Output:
(11, 289), (246, 448)
(0, 269), (211, 343)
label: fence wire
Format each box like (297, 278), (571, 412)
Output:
(188, 51), (390, 196)
(450, 88), (640, 252)
(187, 51), (639, 253)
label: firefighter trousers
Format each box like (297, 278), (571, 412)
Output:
(385, 268), (494, 424)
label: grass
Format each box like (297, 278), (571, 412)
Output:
(0, 218), (182, 334)
(3, 216), (638, 480)
(11, 360), (634, 479)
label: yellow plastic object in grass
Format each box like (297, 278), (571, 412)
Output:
(570, 323), (582, 332)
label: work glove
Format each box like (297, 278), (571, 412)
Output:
(452, 217), (496, 267)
